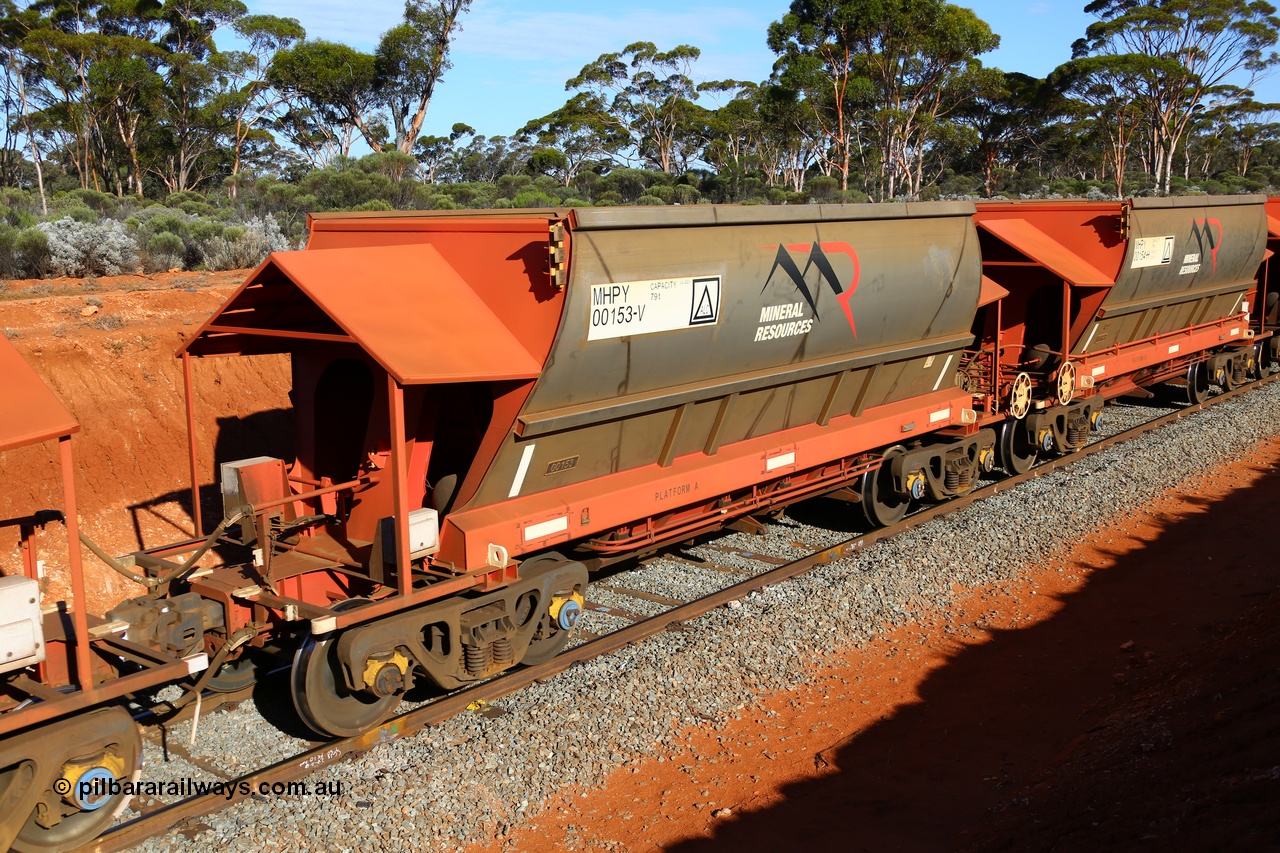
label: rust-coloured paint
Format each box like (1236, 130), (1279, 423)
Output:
(975, 197), (1266, 360)
(180, 243), (542, 383)
(184, 203), (984, 574)
(0, 334), (78, 451)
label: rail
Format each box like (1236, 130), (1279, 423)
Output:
(75, 371), (1280, 852)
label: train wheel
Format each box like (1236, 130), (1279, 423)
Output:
(998, 418), (1038, 475)
(1256, 339), (1278, 378)
(9, 708), (142, 853)
(860, 446), (910, 528)
(1186, 360), (1210, 404)
(292, 600), (401, 738)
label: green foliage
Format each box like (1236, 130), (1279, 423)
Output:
(62, 207), (99, 224)
(644, 185), (675, 203)
(512, 191), (555, 208)
(15, 228), (51, 278)
(636, 194), (665, 205)
(0, 225), (17, 278)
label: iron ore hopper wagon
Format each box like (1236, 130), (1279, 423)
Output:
(0, 197), (1273, 851)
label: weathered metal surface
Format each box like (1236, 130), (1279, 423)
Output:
(0, 335), (79, 452)
(975, 196), (1267, 358)
(470, 203), (982, 511)
(181, 243), (542, 384)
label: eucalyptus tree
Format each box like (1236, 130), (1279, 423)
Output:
(268, 0), (470, 157)
(1072, 0), (1280, 195)
(413, 121), (472, 183)
(518, 94), (627, 185)
(769, 0), (999, 200)
(268, 39), (380, 158)
(375, 0), (471, 154)
(951, 70), (1048, 197)
(566, 41), (702, 173)
(217, 14), (305, 196)
(150, 0), (249, 193)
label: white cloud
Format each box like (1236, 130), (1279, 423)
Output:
(456, 1), (769, 64)
(246, 0), (404, 48)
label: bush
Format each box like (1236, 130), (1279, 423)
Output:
(39, 217), (137, 276)
(636, 194), (666, 205)
(62, 206), (99, 224)
(0, 225), (16, 278)
(353, 199), (394, 211)
(644, 185), (675, 203)
(143, 231), (185, 273)
(808, 176), (839, 203)
(199, 215), (291, 271)
(673, 184), (700, 205)
(15, 228), (50, 278)
(188, 220), (224, 242)
(512, 191), (555, 208)
(61, 188), (119, 214)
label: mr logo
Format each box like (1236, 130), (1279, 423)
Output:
(1190, 218), (1222, 273)
(761, 242), (860, 334)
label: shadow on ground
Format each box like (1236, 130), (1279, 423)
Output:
(667, 456), (1280, 852)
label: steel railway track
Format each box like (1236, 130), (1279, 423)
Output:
(75, 374), (1280, 852)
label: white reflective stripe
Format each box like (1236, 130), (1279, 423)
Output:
(765, 451), (795, 471)
(1091, 365), (1106, 377)
(508, 443), (536, 498)
(524, 515), (568, 542)
(1168, 344), (1180, 354)
(931, 354), (955, 391)
(184, 652), (209, 675)
(1080, 324), (1098, 353)
(929, 408), (951, 423)
(1230, 327), (1240, 336)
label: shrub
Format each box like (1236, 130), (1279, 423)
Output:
(673, 184), (701, 205)
(39, 217), (137, 276)
(353, 198), (394, 211)
(807, 176), (839, 203)
(15, 228), (50, 278)
(512, 191), (555, 208)
(165, 190), (207, 207)
(636, 194), (665, 205)
(61, 206), (99, 224)
(199, 215), (291, 271)
(644, 185), (675, 204)
(61, 188), (119, 214)
(178, 201), (216, 217)
(188, 220), (224, 242)
(141, 212), (190, 238)
(143, 232), (185, 273)
(0, 225), (17, 278)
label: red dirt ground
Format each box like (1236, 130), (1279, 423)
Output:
(0, 269), (290, 612)
(483, 434), (1280, 852)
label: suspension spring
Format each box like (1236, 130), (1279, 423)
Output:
(492, 637), (513, 666)
(464, 643), (489, 676)
(945, 469), (959, 491)
(1068, 425), (1088, 447)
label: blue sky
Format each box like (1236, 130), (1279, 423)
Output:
(235, 0), (1280, 139)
